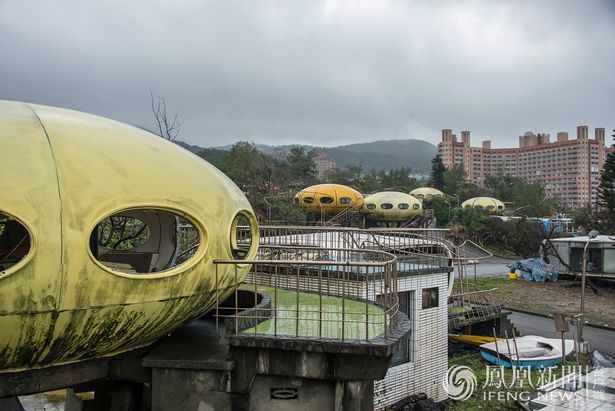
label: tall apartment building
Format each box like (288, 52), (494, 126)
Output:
(313, 151), (337, 180)
(437, 127), (607, 209)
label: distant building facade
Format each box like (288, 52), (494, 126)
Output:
(313, 151), (337, 180)
(437, 127), (607, 208)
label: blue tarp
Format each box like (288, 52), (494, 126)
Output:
(508, 258), (558, 282)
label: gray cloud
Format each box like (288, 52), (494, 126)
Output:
(1, 0), (613, 148)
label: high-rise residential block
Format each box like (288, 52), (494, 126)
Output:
(313, 150), (337, 180)
(437, 127), (607, 208)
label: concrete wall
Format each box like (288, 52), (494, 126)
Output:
(249, 375), (335, 411)
(373, 272), (449, 409)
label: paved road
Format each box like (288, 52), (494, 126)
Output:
(457, 242), (517, 278)
(464, 261), (512, 278)
(510, 311), (615, 356)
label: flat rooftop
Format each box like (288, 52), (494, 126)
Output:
(241, 286), (386, 340)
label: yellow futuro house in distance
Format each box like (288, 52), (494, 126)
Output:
(461, 197), (506, 213)
(409, 187), (445, 203)
(362, 192), (422, 221)
(294, 184), (364, 216)
(0, 100), (258, 372)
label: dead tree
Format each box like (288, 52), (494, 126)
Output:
(150, 91), (182, 141)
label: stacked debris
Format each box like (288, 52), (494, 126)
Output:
(508, 258), (558, 282)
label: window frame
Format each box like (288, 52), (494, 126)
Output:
(87, 206), (207, 279)
(421, 287), (439, 309)
(0, 210), (35, 278)
(390, 290), (417, 366)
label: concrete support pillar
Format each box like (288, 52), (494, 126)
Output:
(339, 381), (374, 411)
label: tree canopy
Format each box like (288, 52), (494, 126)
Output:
(597, 130), (615, 213)
(429, 155), (446, 190)
(483, 171), (556, 217)
(217, 142), (271, 204)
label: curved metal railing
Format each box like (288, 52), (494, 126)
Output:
(214, 245), (399, 342)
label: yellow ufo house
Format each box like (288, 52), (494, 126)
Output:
(0, 100), (258, 372)
(461, 197), (505, 212)
(294, 184), (364, 216)
(362, 192), (423, 222)
(409, 187), (445, 203)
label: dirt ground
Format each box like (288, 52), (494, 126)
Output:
(457, 276), (615, 328)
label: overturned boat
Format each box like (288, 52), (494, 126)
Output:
(480, 335), (574, 368)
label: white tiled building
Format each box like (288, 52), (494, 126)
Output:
(374, 271), (451, 408)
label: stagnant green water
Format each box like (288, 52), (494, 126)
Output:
(242, 286), (386, 340)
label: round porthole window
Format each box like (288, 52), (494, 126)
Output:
(90, 209), (201, 274)
(230, 211), (257, 260)
(340, 197), (351, 205)
(0, 211), (32, 274)
(366, 203), (376, 210)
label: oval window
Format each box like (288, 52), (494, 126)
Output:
(398, 203), (409, 209)
(497, 206), (504, 210)
(231, 212), (256, 260)
(413, 204), (420, 210)
(0, 212), (32, 273)
(320, 196), (334, 204)
(340, 197), (351, 205)
(303, 197), (315, 204)
(381, 203), (393, 209)
(486, 205), (495, 211)
(475, 205), (484, 210)
(366, 204), (376, 210)
(417, 194), (424, 199)
(293, 197), (300, 205)
(91, 209), (200, 274)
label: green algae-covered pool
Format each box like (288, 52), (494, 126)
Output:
(242, 286), (386, 340)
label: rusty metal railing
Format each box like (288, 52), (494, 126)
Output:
(210, 224), (508, 339)
(214, 245), (399, 342)
(448, 287), (504, 329)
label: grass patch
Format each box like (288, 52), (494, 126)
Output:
(482, 244), (521, 259)
(453, 275), (615, 327)
(448, 351), (577, 410)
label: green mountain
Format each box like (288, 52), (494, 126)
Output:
(324, 140), (436, 173)
(179, 139), (437, 173)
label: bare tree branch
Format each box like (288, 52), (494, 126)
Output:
(150, 90), (183, 141)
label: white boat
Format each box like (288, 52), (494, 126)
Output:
(480, 335), (575, 368)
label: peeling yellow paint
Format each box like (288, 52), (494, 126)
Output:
(0, 101), (258, 372)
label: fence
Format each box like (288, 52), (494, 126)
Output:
(211, 224), (499, 337)
(214, 244), (399, 342)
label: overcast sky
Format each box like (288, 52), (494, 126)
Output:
(1, 0), (613, 148)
